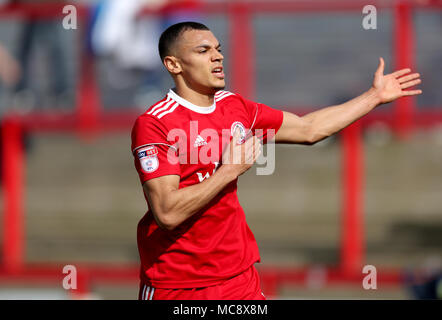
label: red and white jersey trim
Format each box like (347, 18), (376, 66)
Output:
(150, 100), (175, 117)
(215, 90), (234, 102)
(141, 284), (155, 300)
(132, 142), (177, 155)
(146, 95), (180, 120)
(157, 102), (179, 119)
(146, 96), (171, 115)
(168, 89), (215, 114)
(146, 90), (234, 120)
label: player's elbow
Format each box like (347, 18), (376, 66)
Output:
(295, 118), (321, 145)
(147, 191), (181, 231)
(305, 125), (329, 145)
(304, 133), (317, 145)
(160, 221), (177, 231)
(154, 211), (178, 231)
(303, 126), (320, 145)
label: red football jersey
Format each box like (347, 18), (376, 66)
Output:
(131, 89), (283, 289)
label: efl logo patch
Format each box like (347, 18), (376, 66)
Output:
(137, 145), (159, 173)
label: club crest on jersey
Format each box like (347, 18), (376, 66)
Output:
(231, 121), (246, 144)
(137, 145), (159, 173)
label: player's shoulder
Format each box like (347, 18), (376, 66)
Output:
(132, 104), (165, 136)
(215, 90), (256, 116)
(135, 95), (180, 126)
(215, 90), (253, 109)
(145, 94), (182, 120)
(214, 90), (237, 103)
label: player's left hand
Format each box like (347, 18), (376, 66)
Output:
(372, 57), (422, 104)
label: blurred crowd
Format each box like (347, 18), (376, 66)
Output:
(404, 257), (442, 299)
(1, 0), (441, 116)
(0, 0), (203, 115)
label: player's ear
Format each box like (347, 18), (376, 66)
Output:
(163, 56), (182, 75)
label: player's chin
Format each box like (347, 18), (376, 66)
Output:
(212, 79), (225, 90)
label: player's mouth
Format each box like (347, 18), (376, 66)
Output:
(212, 66), (224, 79)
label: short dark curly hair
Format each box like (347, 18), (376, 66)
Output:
(158, 21), (210, 61)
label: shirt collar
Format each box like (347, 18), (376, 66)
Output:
(167, 89), (216, 114)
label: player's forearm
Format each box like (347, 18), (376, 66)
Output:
(157, 166), (237, 230)
(303, 87), (381, 143)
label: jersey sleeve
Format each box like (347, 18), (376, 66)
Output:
(131, 115), (180, 184)
(243, 98), (284, 143)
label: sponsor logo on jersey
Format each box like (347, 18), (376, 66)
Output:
(137, 145), (159, 173)
(230, 121), (246, 144)
(196, 162), (220, 182)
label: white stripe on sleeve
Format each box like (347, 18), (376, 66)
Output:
(157, 102), (179, 119)
(152, 100), (175, 116)
(215, 92), (234, 101)
(149, 287), (155, 300)
(147, 97), (170, 115)
(142, 285), (147, 300)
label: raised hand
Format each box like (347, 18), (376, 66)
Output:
(222, 129), (261, 177)
(372, 57), (422, 104)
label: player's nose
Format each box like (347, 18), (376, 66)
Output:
(212, 49), (224, 62)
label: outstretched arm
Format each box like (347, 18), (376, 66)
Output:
(275, 58), (422, 145)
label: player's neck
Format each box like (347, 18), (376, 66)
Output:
(173, 86), (215, 108)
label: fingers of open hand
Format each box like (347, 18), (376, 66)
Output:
(398, 73), (420, 84)
(392, 68), (411, 78)
(402, 89), (422, 96)
(400, 78), (421, 89)
(397, 72), (422, 95)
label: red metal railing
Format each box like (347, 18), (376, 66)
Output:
(1, 119), (25, 274)
(1, 0), (441, 298)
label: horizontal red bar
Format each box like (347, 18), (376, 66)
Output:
(0, 264), (403, 286)
(1, 0), (442, 20)
(7, 108), (442, 134)
(5, 109), (139, 133)
(0, 2), (88, 19)
(0, 263), (139, 283)
(258, 265), (402, 286)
